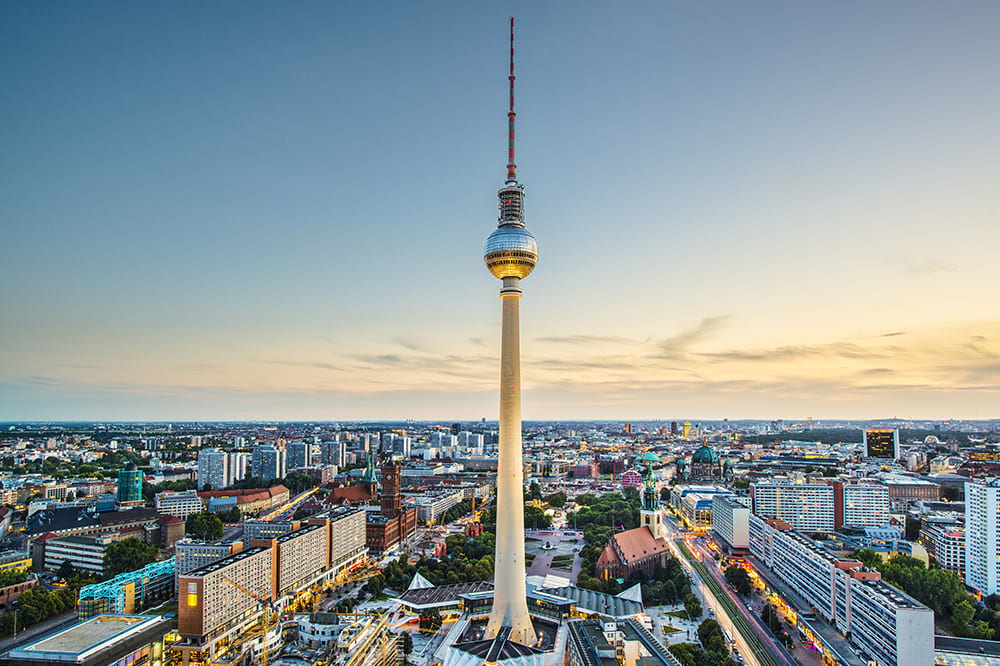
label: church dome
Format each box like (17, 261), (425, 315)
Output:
(641, 451), (660, 463)
(691, 445), (719, 464)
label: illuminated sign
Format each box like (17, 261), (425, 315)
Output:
(865, 429), (899, 459)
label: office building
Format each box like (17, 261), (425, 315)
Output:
(43, 534), (116, 575)
(412, 490), (465, 523)
(116, 463), (143, 507)
(920, 518), (965, 576)
(965, 479), (1000, 595)
(155, 489), (205, 519)
(749, 514), (933, 666)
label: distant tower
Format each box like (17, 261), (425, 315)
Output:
(482, 17), (538, 646)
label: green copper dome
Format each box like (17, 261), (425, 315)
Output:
(691, 445), (719, 464)
(641, 451), (660, 462)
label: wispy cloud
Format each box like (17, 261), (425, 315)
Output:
(655, 316), (730, 358)
(902, 258), (958, 274)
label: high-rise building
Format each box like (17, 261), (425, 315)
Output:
(116, 463), (143, 506)
(481, 18), (537, 645)
(197, 449), (230, 491)
(287, 440), (312, 469)
(251, 444), (285, 481)
(965, 479), (1000, 595)
(227, 451), (249, 482)
(320, 439), (346, 467)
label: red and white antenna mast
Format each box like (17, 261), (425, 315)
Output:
(506, 16), (517, 184)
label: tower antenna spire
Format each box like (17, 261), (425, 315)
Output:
(506, 16), (517, 184)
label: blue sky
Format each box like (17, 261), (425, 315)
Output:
(2, 2), (999, 420)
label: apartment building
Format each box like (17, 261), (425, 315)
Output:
(260, 524), (329, 596)
(842, 484), (890, 528)
(323, 507), (368, 576)
(751, 481), (890, 532)
(197, 449), (230, 491)
(177, 546), (275, 662)
(711, 494), (750, 552)
(751, 483), (835, 532)
(965, 479), (1000, 595)
(748, 514), (933, 666)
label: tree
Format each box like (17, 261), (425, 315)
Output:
(942, 486), (961, 502)
(56, 560), (76, 581)
(543, 491), (566, 508)
(523, 504), (552, 530)
(529, 481), (542, 501)
(218, 507), (243, 523)
(104, 538), (158, 577)
(724, 565), (752, 596)
(684, 593), (702, 619)
(186, 512), (224, 541)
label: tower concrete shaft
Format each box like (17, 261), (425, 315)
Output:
(484, 280), (536, 645)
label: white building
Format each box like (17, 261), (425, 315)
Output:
(155, 489), (205, 519)
(749, 514), (933, 666)
(197, 449), (230, 491)
(843, 484), (890, 528)
(751, 483), (835, 532)
(712, 495), (750, 551)
(965, 479), (1000, 595)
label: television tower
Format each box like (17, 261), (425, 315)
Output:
(482, 17), (538, 646)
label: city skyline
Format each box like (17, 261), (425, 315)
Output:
(3, 2), (1000, 421)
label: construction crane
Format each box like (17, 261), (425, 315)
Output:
(221, 575), (280, 666)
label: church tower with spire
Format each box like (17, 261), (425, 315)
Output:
(641, 461), (666, 540)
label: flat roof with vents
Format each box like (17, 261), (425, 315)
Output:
(185, 546), (268, 577)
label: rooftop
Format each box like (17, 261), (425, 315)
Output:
(185, 545), (268, 577)
(8, 614), (167, 663)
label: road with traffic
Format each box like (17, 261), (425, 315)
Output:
(664, 517), (793, 666)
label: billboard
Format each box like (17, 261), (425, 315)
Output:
(865, 429), (899, 459)
(968, 448), (1000, 462)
